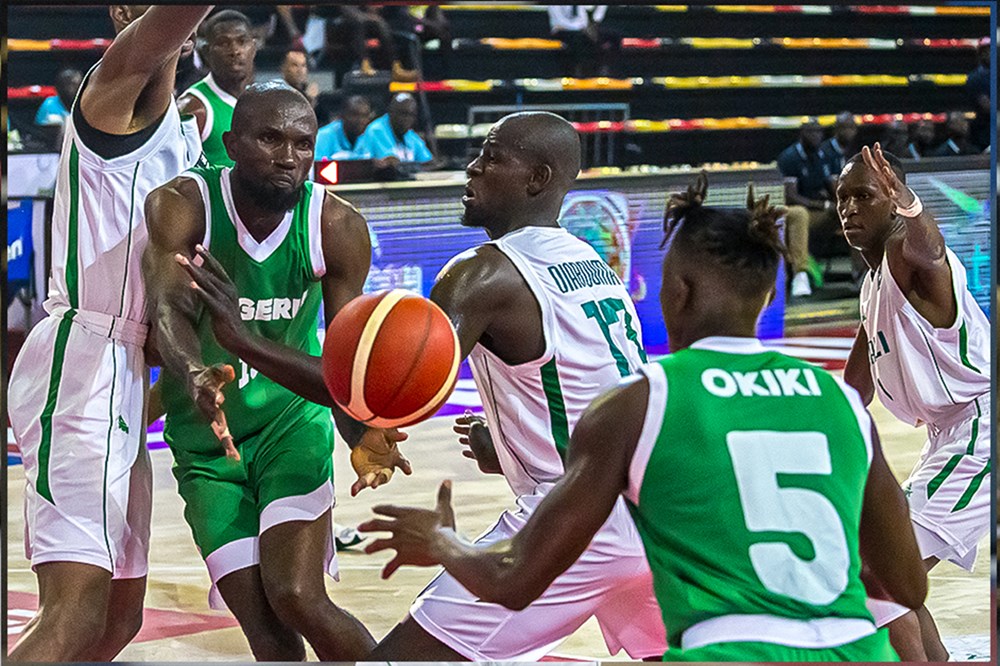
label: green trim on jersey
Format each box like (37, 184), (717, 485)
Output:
(928, 400), (982, 500)
(38, 309), (77, 504)
(161, 165), (328, 455)
(117, 162), (141, 317)
(67, 142), (81, 308)
(540, 357), (570, 459)
(630, 347), (875, 651)
(185, 77), (236, 167)
(958, 321), (981, 373)
(101, 344), (118, 568)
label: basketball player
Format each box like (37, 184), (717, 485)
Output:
(839, 145), (990, 661)
(7, 6), (211, 662)
(143, 82), (408, 661)
(360, 175), (929, 661)
(362, 112), (668, 661)
(178, 10), (257, 166)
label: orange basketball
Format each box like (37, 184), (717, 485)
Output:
(322, 290), (461, 428)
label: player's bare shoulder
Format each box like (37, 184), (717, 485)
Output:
(319, 187), (372, 275)
(433, 244), (525, 315)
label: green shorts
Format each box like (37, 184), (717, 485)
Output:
(169, 399), (335, 564)
(664, 628), (898, 662)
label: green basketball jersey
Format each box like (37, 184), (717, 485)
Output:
(182, 74), (236, 166)
(626, 337), (878, 654)
(161, 165), (330, 454)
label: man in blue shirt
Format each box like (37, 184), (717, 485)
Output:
(778, 119), (837, 297)
(34, 68), (82, 127)
(316, 95), (372, 159)
(820, 111), (857, 177)
(354, 93), (433, 164)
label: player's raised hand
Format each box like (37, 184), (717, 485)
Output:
(175, 245), (248, 347)
(359, 480), (456, 579)
(350, 427), (413, 496)
(454, 410), (502, 474)
(861, 143), (916, 210)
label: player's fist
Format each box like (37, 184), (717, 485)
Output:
(188, 363), (235, 422)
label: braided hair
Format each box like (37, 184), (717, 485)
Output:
(661, 172), (788, 298)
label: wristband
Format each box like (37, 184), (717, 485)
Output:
(895, 189), (923, 218)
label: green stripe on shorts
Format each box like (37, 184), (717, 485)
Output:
(38, 310), (77, 504)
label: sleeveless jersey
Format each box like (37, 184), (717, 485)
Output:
(860, 247), (990, 427)
(182, 74), (237, 166)
(465, 226), (647, 497)
(627, 338), (876, 649)
(47, 63), (203, 325)
(161, 166), (329, 453)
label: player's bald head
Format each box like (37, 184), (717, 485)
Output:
(231, 81), (316, 134)
(492, 112), (582, 188)
(109, 5), (151, 33)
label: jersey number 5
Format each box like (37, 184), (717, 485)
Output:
(581, 297), (647, 377)
(727, 431), (850, 606)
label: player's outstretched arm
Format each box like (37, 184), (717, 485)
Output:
(143, 179), (237, 459)
(864, 143), (955, 328)
(82, 6), (213, 134)
(858, 422), (928, 610)
(360, 374), (647, 609)
(844, 326), (874, 406)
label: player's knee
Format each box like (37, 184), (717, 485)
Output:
(262, 577), (320, 625)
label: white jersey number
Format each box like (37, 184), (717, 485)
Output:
(238, 358), (259, 390)
(727, 431), (850, 606)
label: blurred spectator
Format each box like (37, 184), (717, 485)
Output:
(324, 6), (418, 82)
(906, 119), (936, 159)
(965, 38), (991, 151)
(928, 112), (978, 156)
(34, 68), (82, 128)
(280, 49), (319, 107)
(778, 119), (837, 297)
(820, 111), (857, 176)
(879, 120), (909, 156)
(548, 6), (622, 78)
(383, 6), (453, 77)
(355, 92), (433, 167)
(178, 10), (257, 166)
(316, 95), (373, 160)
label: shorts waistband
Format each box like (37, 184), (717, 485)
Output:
(928, 396), (987, 436)
(680, 613), (877, 651)
(47, 304), (148, 347)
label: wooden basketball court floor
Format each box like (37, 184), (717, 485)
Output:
(6, 394), (991, 661)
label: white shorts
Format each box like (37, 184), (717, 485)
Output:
(9, 309), (151, 579)
(410, 489), (667, 660)
(903, 398), (990, 571)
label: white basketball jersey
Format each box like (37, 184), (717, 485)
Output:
(860, 247), (990, 427)
(466, 226), (647, 497)
(46, 66), (203, 324)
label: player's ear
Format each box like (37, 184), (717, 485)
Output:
(222, 130), (235, 162)
(526, 164), (553, 196)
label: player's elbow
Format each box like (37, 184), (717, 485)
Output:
(492, 586), (536, 611)
(898, 572), (928, 611)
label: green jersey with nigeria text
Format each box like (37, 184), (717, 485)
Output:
(161, 165), (330, 454)
(182, 74), (236, 166)
(627, 337), (891, 658)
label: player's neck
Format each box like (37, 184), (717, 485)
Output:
(213, 71), (253, 99)
(670, 314), (758, 352)
(229, 175), (290, 240)
(486, 217), (560, 240)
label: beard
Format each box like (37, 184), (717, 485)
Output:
(236, 173), (302, 213)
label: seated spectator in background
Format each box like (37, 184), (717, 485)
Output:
(879, 120), (910, 157)
(906, 119), (936, 159)
(383, 6), (453, 77)
(316, 95), (373, 160)
(355, 92), (433, 165)
(966, 38), (991, 152)
(325, 6), (418, 82)
(929, 112), (978, 156)
(280, 49), (319, 107)
(778, 119), (836, 297)
(820, 111), (857, 176)
(34, 68), (81, 128)
(549, 5), (621, 78)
